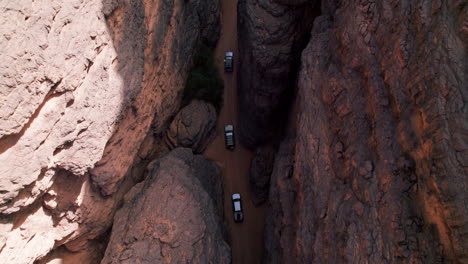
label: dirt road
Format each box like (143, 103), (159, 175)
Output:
(202, 0), (266, 263)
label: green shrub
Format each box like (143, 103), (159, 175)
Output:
(182, 44), (224, 112)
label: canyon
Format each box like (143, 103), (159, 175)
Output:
(241, 0), (467, 263)
(0, 0), (466, 263)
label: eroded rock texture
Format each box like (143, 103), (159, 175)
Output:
(101, 148), (230, 264)
(264, 0), (467, 263)
(0, 0), (219, 262)
(91, 0), (220, 196)
(250, 146), (276, 205)
(237, 0), (320, 147)
(165, 100), (217, 154)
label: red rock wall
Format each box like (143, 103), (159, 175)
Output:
(264, 0), (467, 263)
(90, 0), (220, 196)
(237, 0), (319, 147)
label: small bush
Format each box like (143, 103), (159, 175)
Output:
(182, 44), (224, 112)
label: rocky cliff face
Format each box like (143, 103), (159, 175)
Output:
(237, 0), (320, 147)
(0, 0), (219, 262)
(101, 148), (230, 264)
(249, 146), (276, 205)
(261, 0), (467, 263)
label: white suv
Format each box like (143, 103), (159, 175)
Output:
(231, 193), (244, 223)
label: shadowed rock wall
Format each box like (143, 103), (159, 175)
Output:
(263, 0), (467, 263)
(237, 0), (320, 147)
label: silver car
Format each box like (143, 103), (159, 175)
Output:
(224, 125), (235, 150)
(232, 193), (244, 222)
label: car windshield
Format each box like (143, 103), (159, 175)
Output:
(226, 132), (233, 136)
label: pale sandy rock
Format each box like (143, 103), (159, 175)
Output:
(0, 0), (123, 214)
(0, 173), (117, 264)
(0, 0), (220, 262)
(37, 240), (107, 264)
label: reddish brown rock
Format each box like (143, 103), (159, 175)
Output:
(250, 146), (276, 205)
(0, 0), (220, 262)
(237, 0), (320, 147)
(101, 148), (230, 264)
(165, 100), (217, 154)
(264, 1), (467, 263)
(90, 0), (220, 196)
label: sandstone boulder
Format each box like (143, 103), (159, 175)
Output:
(101, 148), (230, 264)
(166, 100), (217, 154)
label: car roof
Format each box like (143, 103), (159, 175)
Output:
(232, 193), (240, 199)
(234, 201), (241, 211)
(225, 125), (233, 131)
(225, 51), (233, 56)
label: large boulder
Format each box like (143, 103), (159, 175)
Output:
(101, 148), (230, 264)
(165, 100), (217, 154)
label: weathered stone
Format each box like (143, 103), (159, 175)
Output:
(250, 146), (276, 206)
(90, 0), (220, 196)
(165, 100), (217, 154)
(0, 0), (220, 262)
(237, 0), (320, 147)
(263, 1), (467, 263)
(101, 148), (230, 264)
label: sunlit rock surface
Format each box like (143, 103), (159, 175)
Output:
(0, 0), (219, 262)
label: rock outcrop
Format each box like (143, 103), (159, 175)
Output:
(237, 0), (320, 147)
(264, 1), (467, 263)
(165, 100), (217, 154)
(0, 0), (220, 262)
(249, 146), (276, 206)
(90, 0), (220, 196)
(37, 240), (108, 264)
(101, 148), (230, 264)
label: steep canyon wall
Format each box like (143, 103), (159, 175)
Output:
(256, 0), (467, 263)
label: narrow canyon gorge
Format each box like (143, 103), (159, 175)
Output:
(0, 0), (466, 263)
